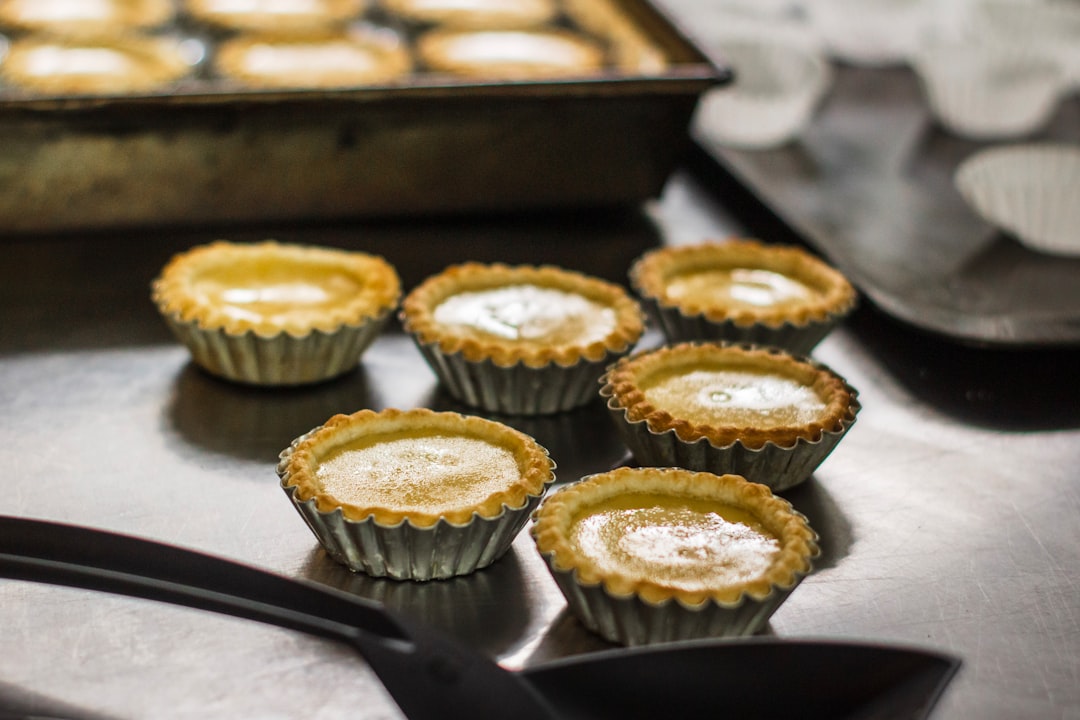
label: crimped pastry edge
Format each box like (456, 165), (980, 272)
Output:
(531, 466), (819, 609)
(279, 407), (555, 528)
(600, 341), (857, 451)
(0, 0), (174, 33)
(400, 262), (645, 369)
(185, 0), (366, 31)
(415, 28), (606, 79)
(629, 239), (857, 330)
(214, 31), (412, 88)
(0, 34), (192, 94)
(379, 0), (558, 28)
(151, 240), (402, 338)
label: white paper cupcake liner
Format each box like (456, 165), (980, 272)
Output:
(600, 355), (861, 492)
(972, 0), (1080, 90)
(278, 436), (552, 580)
(806, 0), (929, 66)
(413, 339), (633, 416)
(954, 143), (1080, 258)
(540, 555), (809, 646)
(693, 34), (832, 150)
(161, 309), (392, 386)
(913, 41), (1065, 140)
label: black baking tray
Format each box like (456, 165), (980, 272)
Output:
(0, 0), (727, 234)
(692, 63), (1080, 348)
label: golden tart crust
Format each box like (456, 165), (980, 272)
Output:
(0, 35), (191, 95)
(152, 241), (401, 338)
(214, 32), (411, 88)
(401, 262), (645, 369)
(378, 0), (558, 29)
(630, 239), (856, 329)
(415, 28), (606, 80)
(281, 407), (553, 528)
(602, 341), (854, 451)
(0, 0), (174, 35)
(185, 0), (365, 33)
(532, 466), (818, 608)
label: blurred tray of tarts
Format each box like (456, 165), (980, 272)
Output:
(0, 0), (726, 234)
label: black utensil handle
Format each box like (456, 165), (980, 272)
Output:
(0, 514), (407, 641)
(0, 516), (557, 720)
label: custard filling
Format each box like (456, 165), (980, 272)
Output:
(568, 492), (780, 592)
(429, 31), (598, 68)
(315, 429), (521, 515)
(200, 0), (325, 14)
(665, 267), (819, 311)
(640, 364), (826, 429)
(432, 284), (617, 346)
(190, 261), (365, 325)
(22, 45), (136, 77)
(236, 42), (383, 75)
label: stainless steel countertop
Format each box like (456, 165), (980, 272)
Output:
(1, 172), (1079, 719)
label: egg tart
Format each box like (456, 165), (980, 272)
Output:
(629, 240), (857, 354)
(378, 0), (558, 29)
(152, 241), (401, 386)
(401, 262), (646, 415)
(279, 407), (554, 580)
(0, 35), (192, 95)
(415, 27), (606, 80)
(532, 466), (819, 645)
(184, 0), (365, 33)
(600, 341), (859, 491)
(0, 0), (174, 36)
(215, 31), (410, 88)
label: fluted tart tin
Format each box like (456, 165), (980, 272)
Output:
(152, 241), (401, 386)
(628, 239), (857, 355)
(532, 466), (820, 646)
(600, 341), (860, 491)
(401, 262), (646, 415)
(278, 407), (555, 581)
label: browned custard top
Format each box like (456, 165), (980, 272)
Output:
(568, 491), (780, 593)
(432, 284), (618, 347)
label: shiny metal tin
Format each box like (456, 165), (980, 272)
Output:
(160, 308), (393, 386)
(641, 295), (854, 356)
(600, 349), (861, 491)
(277, 431), (554, 581)
(413, 339), (636, 416)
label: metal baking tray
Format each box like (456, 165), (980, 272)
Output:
(692, 64), (1080, 348)
(0, 0), (725, 234)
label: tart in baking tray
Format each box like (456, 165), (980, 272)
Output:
(151, 240), (401, 385)
(400, 262), (645, 415)
(415, 27), (606, 80)
(0, 35), (192, 95)
(0, 0), (174, 35)
(214, 30), (411, 88)
(629, 239), (857, 354)
(184, 0), (366, 33)
(600, 341), (859, 490)
(378, 0), (558, 29)
(532, 465), (819, 645)
(279, 407), (555, 580)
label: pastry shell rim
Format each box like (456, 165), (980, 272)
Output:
(629, 238), (857, 329)
(400, 261), (646, 369)
(151, 240), (402, 339)
(279, 407), (555, 528)
(531, 465), (820, 608)
(599, 340), (857, 451)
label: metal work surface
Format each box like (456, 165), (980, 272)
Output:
(693, 65), (1080, 347)
(1, 173), (1079, 719)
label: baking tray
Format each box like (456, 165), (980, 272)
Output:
(692, 63), (1080, 348)
(0, 0), (726, 234)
